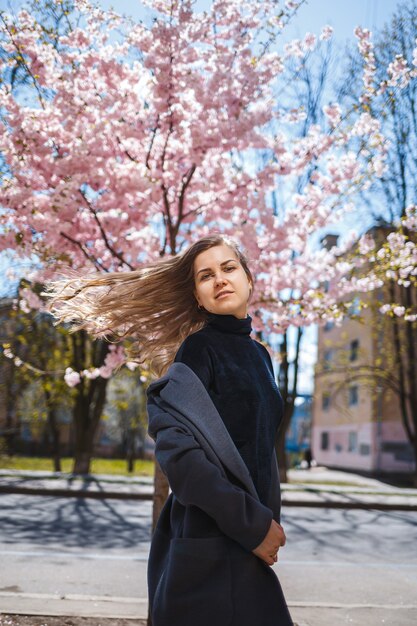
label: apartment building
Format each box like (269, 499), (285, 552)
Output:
(312, 293), (416, 476)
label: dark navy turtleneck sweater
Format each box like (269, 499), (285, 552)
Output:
(174, 312), (283, 506)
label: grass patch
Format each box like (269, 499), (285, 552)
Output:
(0, 455), (155, 477)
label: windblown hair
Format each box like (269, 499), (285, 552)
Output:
(44, 234), (254, 376)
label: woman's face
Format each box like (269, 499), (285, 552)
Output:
(193, 244), (252, 319)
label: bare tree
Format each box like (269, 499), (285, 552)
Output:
(339, 2), (417, 483)
(265, 39), (341, 481)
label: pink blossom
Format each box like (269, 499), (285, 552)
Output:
(285, 0), (301, 9)
(19, 299), (31, 315)
(64, 368), (81, 387)
(387, 232), (406, 248)
(320, 25), (333, 41)
(284, 39), (304, 59)
(303, 33), (317, 52)
(19, 288), (44, 311)
(379, 304), (391, 314)
(82, 368), (101, 379)
(387, 55), (410, 88)
(403, 205), (417, 230)
(358, 234), (376, 255)
(98, 365), (114, 379)
(323, 104), (342, 128)
(354, 26), (376, 99)
(102, 345), (126, 371)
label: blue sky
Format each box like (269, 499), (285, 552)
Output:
(0, 0), (402, 40)
(93, 0), (401, 42)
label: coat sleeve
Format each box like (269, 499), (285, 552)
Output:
(149, 403), (273, 553)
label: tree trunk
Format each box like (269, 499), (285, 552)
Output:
(275, 401), (295, 484)
(147, 460), (169, 626)
(44, 388), (62, 472)
(5, 362), (17, 456)
(152, 459), (169, 532)
(71, 333), (110, 475)
(72, 419), (96, 475)
(48, 407), (62, 473)
(388, 282), (417, 483)
(126, 427), (136, 473)
(409, 441), (417, 487)
(72, 376), (108, 474)
(276, 327), (302, 483)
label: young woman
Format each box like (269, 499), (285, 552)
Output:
(46, 234), (294, 626)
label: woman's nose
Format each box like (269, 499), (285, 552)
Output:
(214, 273), (227, 285)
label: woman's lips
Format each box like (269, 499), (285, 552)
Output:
(216, 291), (233, 299)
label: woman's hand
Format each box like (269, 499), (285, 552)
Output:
(252, 519), (286, 566)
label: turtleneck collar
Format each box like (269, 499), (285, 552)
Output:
(205, 312), (252, 335)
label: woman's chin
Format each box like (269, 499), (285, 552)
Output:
(210, 304), (246, 318)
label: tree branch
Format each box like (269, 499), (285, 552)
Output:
(59, 231), (107, 272)
(78, 188), (135, 270)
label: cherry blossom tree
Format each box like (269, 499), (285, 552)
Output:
(0, 0), (416, 485)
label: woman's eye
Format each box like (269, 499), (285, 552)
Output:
(201, 274), (212, 280)
(225, 266), (236, 272)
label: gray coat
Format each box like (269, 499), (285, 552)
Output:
(147, 362), (293, 626)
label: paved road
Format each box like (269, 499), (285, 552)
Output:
(1, 494), (417, 624)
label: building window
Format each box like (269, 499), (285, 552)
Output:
(350, 339), (359, 361)
(348, 432), (357, 452)
(322, 392), (331, 410)
(323, 349), (333, 370)
(321, 431), (329, 450)
(349, 385), (359, 406)
(359, 443), (370, 456)
(348, 296), (361, 315)
(324, 321), (335, 332)
(382, 441), (414, 462)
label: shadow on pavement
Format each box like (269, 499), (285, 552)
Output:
(0, 494), (152, 550)
(282, 506), (417, 563)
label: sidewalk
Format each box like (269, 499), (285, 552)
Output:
(1, 602), (416, 626)
(284, 465), (417, 510)
(1, 466), (416, 625)
(1, 466), (417, 510)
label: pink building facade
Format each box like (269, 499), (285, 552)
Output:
(312, 303), (415, 475)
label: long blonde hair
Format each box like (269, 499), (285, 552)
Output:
(44, 234), (254, 376)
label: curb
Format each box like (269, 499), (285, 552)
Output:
(0, 485), (153, 500)
(282, 499), (417, 511)
(0, 591), (148, 621)
(1, 484), (417, 510)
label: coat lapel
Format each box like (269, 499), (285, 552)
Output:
(148, 362), (258, 500)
